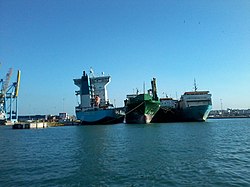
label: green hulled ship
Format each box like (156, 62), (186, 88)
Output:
(125, 78), (160, 124)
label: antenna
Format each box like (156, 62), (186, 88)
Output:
(163, 92), (168, 98)
(143, 81), (145, 94)
(220, 99), (223, 115)
(90, 67), (94, 77)
(194, 78), (197, 92)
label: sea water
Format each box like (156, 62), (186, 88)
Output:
(0, 118), (250, 186)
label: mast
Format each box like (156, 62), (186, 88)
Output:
(194, 78), (197, 92)
(143, 81), (145, 94)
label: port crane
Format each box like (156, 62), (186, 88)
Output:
(0, 68), (21, 125)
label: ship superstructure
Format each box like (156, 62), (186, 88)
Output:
(74, 70), (124, 125)
(151, 97), (179, 123)
(160, 97), (178, 109)
(74, 71), (111, 110)
(89, 73), (110, 107)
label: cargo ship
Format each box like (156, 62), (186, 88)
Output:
(125, 78), (160, 124)
(151, 97), (180, 123)
(152, 81), (212, 122)
(178, 90), (212, 122)
(74, 70), (124, 125)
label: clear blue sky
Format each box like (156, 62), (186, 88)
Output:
(1, 0), (250, 115)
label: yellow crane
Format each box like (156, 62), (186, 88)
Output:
(14, 70), (21, 98)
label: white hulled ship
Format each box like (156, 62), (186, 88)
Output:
(178, 90), (212, 121)
(152, 80), (212, 122)
(74, 70), (124, 125)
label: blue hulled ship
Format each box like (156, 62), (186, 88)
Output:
(74, 70), (124, 125)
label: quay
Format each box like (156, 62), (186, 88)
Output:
(12, 122), (48, 129)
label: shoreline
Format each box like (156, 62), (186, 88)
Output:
(208, 116), (250, 119)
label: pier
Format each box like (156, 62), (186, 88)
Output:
(12, 122), (48, 129)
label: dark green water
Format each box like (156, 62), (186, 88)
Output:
(1, 119), (250, 186)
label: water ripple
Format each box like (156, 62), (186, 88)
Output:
(0, 119), (250, 186)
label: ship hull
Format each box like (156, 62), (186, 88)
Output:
(180, 105), (212, 122)
(125, 95), (160, 124)
(0, 119), (6, 125)
(152, 105), (212, 123)
(151, 107), (179, 123)
(76, 108), (124, 125)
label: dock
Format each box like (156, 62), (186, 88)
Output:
(12, 122), (48, 129)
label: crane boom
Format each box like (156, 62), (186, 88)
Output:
(14, 70), (21, 97)
(1, 68), (13, 95)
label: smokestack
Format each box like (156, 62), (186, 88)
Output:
(151, 78), (158, 100)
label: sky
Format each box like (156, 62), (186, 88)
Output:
(0, 0), (250, 115)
